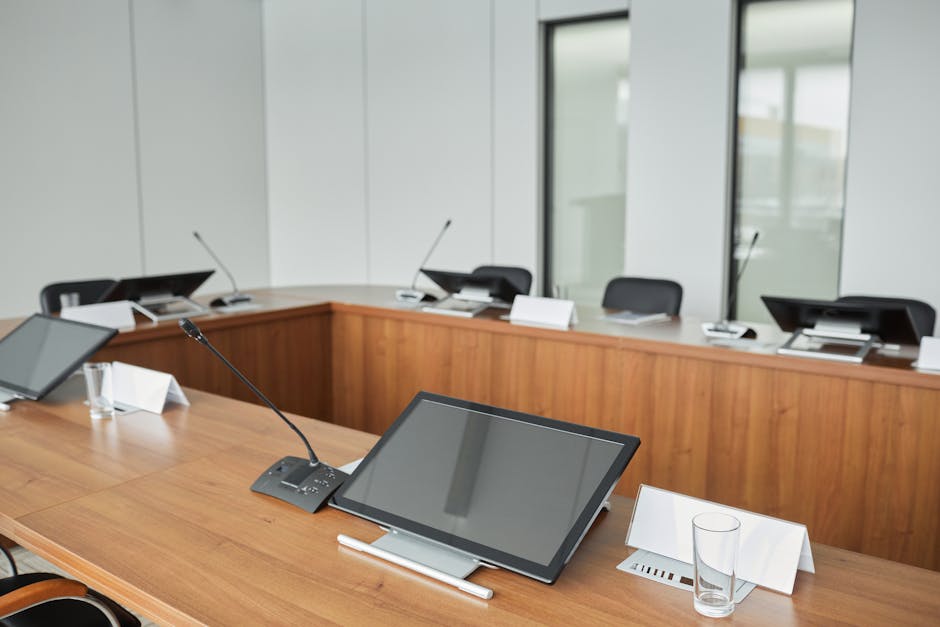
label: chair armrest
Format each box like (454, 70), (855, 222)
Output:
(0, 577), (88, 620)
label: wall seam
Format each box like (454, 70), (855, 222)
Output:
(490, 0), (496, 263)
(259, 0), (273, 286)
(128, 0), (147, 273)
(362, 0), (372, 282)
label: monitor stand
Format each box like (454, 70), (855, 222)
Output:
(337, 528), (496, 599)
(777, 321), (878, 364)
(131, 294), (210, 323)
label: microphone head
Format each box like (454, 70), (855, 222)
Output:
(179, 318), (206, 343)
(751, 230), (760, 245)
(444, 218), (452, 229)
(193, 231), (202, 241)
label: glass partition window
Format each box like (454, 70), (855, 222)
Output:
(545, 16), (630, 304)
(732, 0), (854, 323)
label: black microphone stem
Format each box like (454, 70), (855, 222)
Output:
(193, 231), (240, 295)
(726, 230), (760, 322)
(410, 219), (452, 291)
(195, 333), (319, 466)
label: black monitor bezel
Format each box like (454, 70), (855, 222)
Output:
(101, 270), (214, 303)
(0, 314), (118, 400)
(330, 391), (641, 584)
(761, 295), (920, 345)
(420, 268), (524, 304)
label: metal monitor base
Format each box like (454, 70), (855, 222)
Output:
(251, 456), (348, 513)
(338, 528), (496, 599)
(777, 328), (877, 364)
(131, 297), (210, 323)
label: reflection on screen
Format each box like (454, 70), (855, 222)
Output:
(341, 400), (624, 566)
(0, 316), (115, 398)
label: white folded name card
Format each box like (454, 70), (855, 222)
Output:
(509, 295), (577, 329)
(61, 300), (136, 330)
(111, 361), (189, 415)
(914, 336), (940, 372)
(626, 485), (814, 595)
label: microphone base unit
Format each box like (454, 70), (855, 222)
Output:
(210, 292), (254, 308)
(702, 321), (754, 340)
(251, 456), (349, 513)
(395, 288), (437, 304)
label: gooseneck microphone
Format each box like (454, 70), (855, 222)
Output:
(179, 318), (346, 512)
(193, 231), (253, 307)
(395, 218), (452, 303)
(702, 230), (761, 340)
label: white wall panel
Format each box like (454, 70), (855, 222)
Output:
(624, 0), (735, 320)
(0, 0), (141, 318)
(133, 0), (269, 297)
(364, 0), (493, 289)
(265, 0), (368, 286)
(494, 0), (541, 291)
(840, 0), (940, 330)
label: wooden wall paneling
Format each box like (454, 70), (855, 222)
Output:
(490, 333), (538, 415)
(793, 372), (849, 549)
(909, 387), (940, 571)
(95, 312), (331, 420)
(331, 310), (367, 430)
(614, 348), (655, 497)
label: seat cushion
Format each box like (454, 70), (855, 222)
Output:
(1, 573), (140, 627)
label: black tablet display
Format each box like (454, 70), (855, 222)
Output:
(101, 270), (214, 303)
(0, 314), (117, 401)
(331, 392), (641, 584)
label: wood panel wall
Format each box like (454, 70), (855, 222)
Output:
(96, 307), (332, 419)
(330, 308), (940, 571)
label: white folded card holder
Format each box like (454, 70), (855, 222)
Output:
(913, 336), (940, 372)
(508, 295), (578, 329)
(618, 485), (814, 600)
(61, 301), (136, 330)
(110, 361), (189, 414)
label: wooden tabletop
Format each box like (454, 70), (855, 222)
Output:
(1, 379), (938, 625)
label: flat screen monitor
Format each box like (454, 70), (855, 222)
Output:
(420, 268), (523, 304)
(101, 270), (214, 303)
(761, 295), (920, 345)
(0, 314), (117, 401)
(331, 392), (641, 584)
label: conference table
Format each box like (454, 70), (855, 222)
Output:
(2, 284), (939, 578)
(1, 377), (939, 625)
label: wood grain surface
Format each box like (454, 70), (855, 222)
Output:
(1, 385), (938, 625)
(2, 285), (939, 574)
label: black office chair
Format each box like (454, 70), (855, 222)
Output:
(602, 277), (683, 315)
(836, 295), (936, 341)
(39, 280), (117, 315)
(471, 266), (533, 296)
(0, 546), (139, 627)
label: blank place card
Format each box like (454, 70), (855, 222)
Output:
(914, 336), (940, 372)
(111, 361), (189, 414)
(508, 295), (577, 329)
(60, 300), (136, 330)
(623, 485), (814, 596)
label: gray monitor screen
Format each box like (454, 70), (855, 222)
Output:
(0, 314), (117, 400)
(332, 393), (640, 583)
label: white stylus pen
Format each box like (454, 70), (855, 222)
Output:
(337, 534), (494, 600)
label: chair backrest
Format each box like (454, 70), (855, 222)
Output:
(602, 277), (683, 315)
(471, 266), (533, 296)
(836, 295), (936, 340)
(39, 279), (117, 314)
